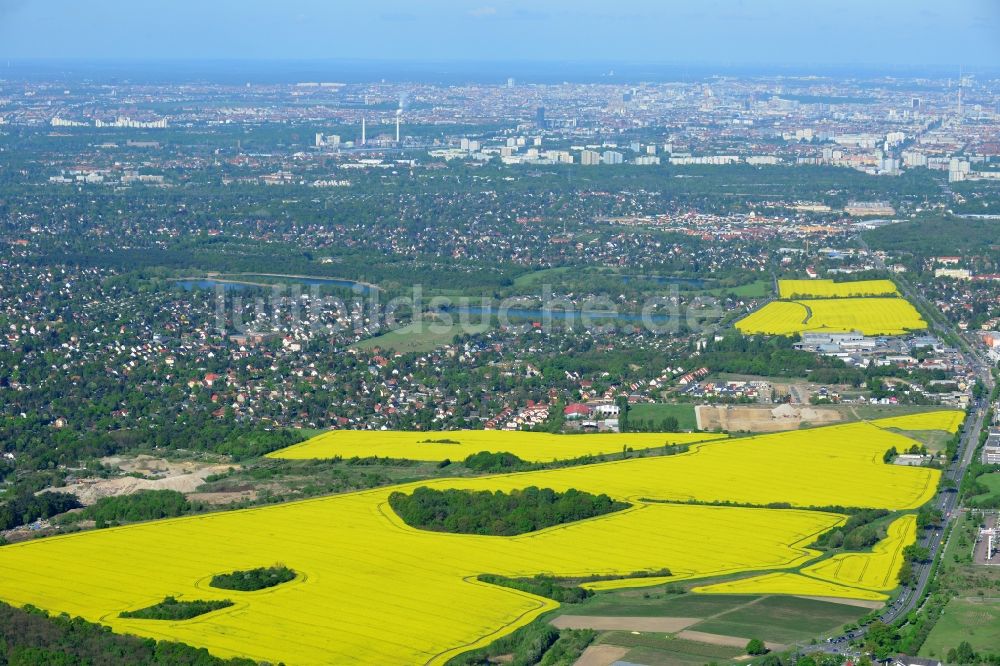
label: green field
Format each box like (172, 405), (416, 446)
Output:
(884, 428), (953, 452)
(833, 404), (955, 421)
(705, 279), (772, 299)
(977, 473), (1000, 495)
(570, 591), (760, 618)
(563, 591), (866, 649)
(620, 645), (742, 666)
(627, 404), (698, 431)
(970, 472), (1000, 505)
(941, 513), (976, 565)
(512, 267), (572, 288)
(687, 596), (865, 644)
(920, 598), (1000, 658)
(598, 632), (743, 666)
(351, 319), (480, 353)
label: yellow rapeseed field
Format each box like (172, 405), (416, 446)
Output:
(691, 513), (918, 600)
(0, 419), (941, 664)
(804, 298), (926, 335)
(269, 430), (726, 462)
(801, 514), (917, 591)
(778, 279), (899, 299)
(737, 297), (926, 336)
(690, 572), (889, 602)
(431, 422), (939, 510)
(735, 301), (811, 335)
(869, 410), (965, 433)
(0, 495), (839, 665)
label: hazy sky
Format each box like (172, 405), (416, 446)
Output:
(1, 0), (998, 67)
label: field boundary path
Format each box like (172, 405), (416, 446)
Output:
(551, 616), (699, 632)
(676, 630), (786, 651)
(799, 301), (813, 325)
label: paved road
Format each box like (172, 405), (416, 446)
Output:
(801, 239), (996, 655)
(804, 393), (991, 657)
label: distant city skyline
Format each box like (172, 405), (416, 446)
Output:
(1, 0), (998, 69)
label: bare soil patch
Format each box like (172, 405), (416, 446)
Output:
(572, 644), (630, 666)
(677, 630), (786, 651)
(696, 404), (841, 432)
(53, 456), (234, 504)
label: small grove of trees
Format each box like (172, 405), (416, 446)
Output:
(210, 565), (296, 591)
(0, 601), (256, 665)
(811, 509), (889, 551)
(917, 504), (944, 529)
(884, 444), (929, 462)
(746, 638), (768, 655)
(389, 486), (629, 536)
(0, 491), (81, 530)
(623, 416), (680, 433)
(946, 641), (978, 665)
(119, 597), (233, 621)
(903, 544), (931, 564)
(898, 543), (932, 587)
(64, 490), (195, 527)
(446, 617), (595, 666)
(701, 333), (853, 381)
(864, 621), (900, 661)
(897, 559), (916, 587)
(464, 451), (528, 473)
(478, 574), (593, 604)
(961, 463), (1000, 509)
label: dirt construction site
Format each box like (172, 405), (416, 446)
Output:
(54, 455), (235, 505)
(695, 404), (843, 432)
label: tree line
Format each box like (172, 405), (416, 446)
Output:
(65, 490), (195, 528)
(119, 597), (233, 621)
(0, 602), (259, 665)
(0, 492), (81, 531)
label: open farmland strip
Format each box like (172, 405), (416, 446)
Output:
(268, 430), (726, 462)
(427, 422), (940, 509)
(690, 572), (889, 601)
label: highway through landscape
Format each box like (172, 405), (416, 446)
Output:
(802, 245), (996, 656)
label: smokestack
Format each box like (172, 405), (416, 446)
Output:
(395, 110), (401, 143)
(361, 116), (366, 145)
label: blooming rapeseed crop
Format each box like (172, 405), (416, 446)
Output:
(801, 514), (917, 591)
(270, 430), (725, 463)
(737, 297), (925, 336)
(868, 410), (964, 433)
(690, 572), (889, 601)
(0, 418), (949, 664)
(778, 279), (899, 299)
